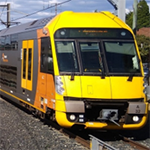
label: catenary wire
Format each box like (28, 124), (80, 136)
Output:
(11, 0), (71, 22)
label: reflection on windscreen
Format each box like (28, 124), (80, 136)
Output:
(104, 41), (140, 73)
(55, 41), (79, 72)
(80, 42), (103, 72)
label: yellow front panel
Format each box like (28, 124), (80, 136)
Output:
(63, 76), (82, 97)
(81, 76), (111, 99)
(55, 99), (66, 112)
(55, 111), (74, 127)
(110, 77), (144, 99)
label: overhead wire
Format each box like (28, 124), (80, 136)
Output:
(0, 0), (8, 18)
(11, 0), (71, 22)
(0, 0), (8, 27)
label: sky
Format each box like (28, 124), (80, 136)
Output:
(0, 0), (150, 30)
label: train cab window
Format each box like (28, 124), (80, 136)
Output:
(104, 41), (140, 73)
(55, 41), (79, 72)
(40, 37), (53, 74)
(79, 42), (103, 73)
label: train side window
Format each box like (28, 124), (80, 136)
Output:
(23, 49), (27, 79)
(11, 34), (18, 50)
(0, 34), (18, 51)
(28, 48), (32, 80)
(40, 37), (53, 74)
(5, 35), (11, 50)
(0, 36), (5, 50)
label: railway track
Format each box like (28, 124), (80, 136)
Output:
(44, 119), (91, 149)
(122, 136), (150, 150)
(44, 118), (150, 150)
(1, 97), (150, 150)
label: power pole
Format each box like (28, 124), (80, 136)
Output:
(107, 0), (126, 22)
(132, 0), (138, 35)
(55, 3), (57, 15)
(117, 0), (126, 22)
(7, 3), (10, 28)
(0, 3), (10, 28)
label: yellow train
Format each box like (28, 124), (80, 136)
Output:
(0, 11), (149, 130)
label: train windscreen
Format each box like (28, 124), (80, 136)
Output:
(104, 41), (140, 74)
(55, 41), (79, 72)
(55, 28), (141, 75)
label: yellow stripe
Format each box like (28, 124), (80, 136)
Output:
(0, 89), (45, 113)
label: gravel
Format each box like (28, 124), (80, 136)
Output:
(0, 97), (150, 150)
(0, 98), (89, 150)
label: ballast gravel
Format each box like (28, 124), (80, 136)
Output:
(0, 97), (150, 150)
(0, 98), (89, 150)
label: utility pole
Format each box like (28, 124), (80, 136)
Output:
(7, 3), (10, 28)
(55, 3), (57, 15)
(0, 3), (10, 28)
(117, 0), (126, 22)
(132, 0), (138, 35)
(107, 0), (126, 22)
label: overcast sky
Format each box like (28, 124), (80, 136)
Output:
(0, 0), (150, 30)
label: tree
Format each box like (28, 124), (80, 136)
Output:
(126, 0), (150, 29)
(137, 0), (150, 29)
(126, 0), (150, 62)
(136, 35), (150, 62)
(126, 11), (133, 28)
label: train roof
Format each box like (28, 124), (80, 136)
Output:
(0, 15), (55, 36)
(45, 11), (131, 34)
(0, 11), (132, 37)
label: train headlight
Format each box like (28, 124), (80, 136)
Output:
(132, 116), (139, 122)
(69, 114), (76, 121)
(55, 76), (65, 95)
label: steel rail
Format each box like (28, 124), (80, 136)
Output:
(121, 136), (150, 150)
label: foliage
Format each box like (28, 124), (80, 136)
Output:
(126, 11), (133, 28)
(135, 35), (150, 62)
(126, 0), (150, 29)
(126, 0), (150, 62)
(137, 0), (150, 29)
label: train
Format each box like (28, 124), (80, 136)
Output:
(0, 11), (149, 130)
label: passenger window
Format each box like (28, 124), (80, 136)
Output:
(28, 48), (32, 80)
(0, 34), (18, 51)
(23, 49), (27, 79)
(0, 36), (5, 50)
(5, 35), (11, 50)
(11, 34), (18, 50)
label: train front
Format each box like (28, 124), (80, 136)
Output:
(48, 11), (149, 130)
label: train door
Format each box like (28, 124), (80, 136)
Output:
(21, 40), (34, 91)
(37, 36), (55, 110)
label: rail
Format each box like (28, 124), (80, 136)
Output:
(89, 135), (117, 150)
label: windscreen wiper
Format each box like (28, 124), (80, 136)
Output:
(127, 73), (134, 81)
(101, 68), (105, 79)
(70, 72), (75, 81)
